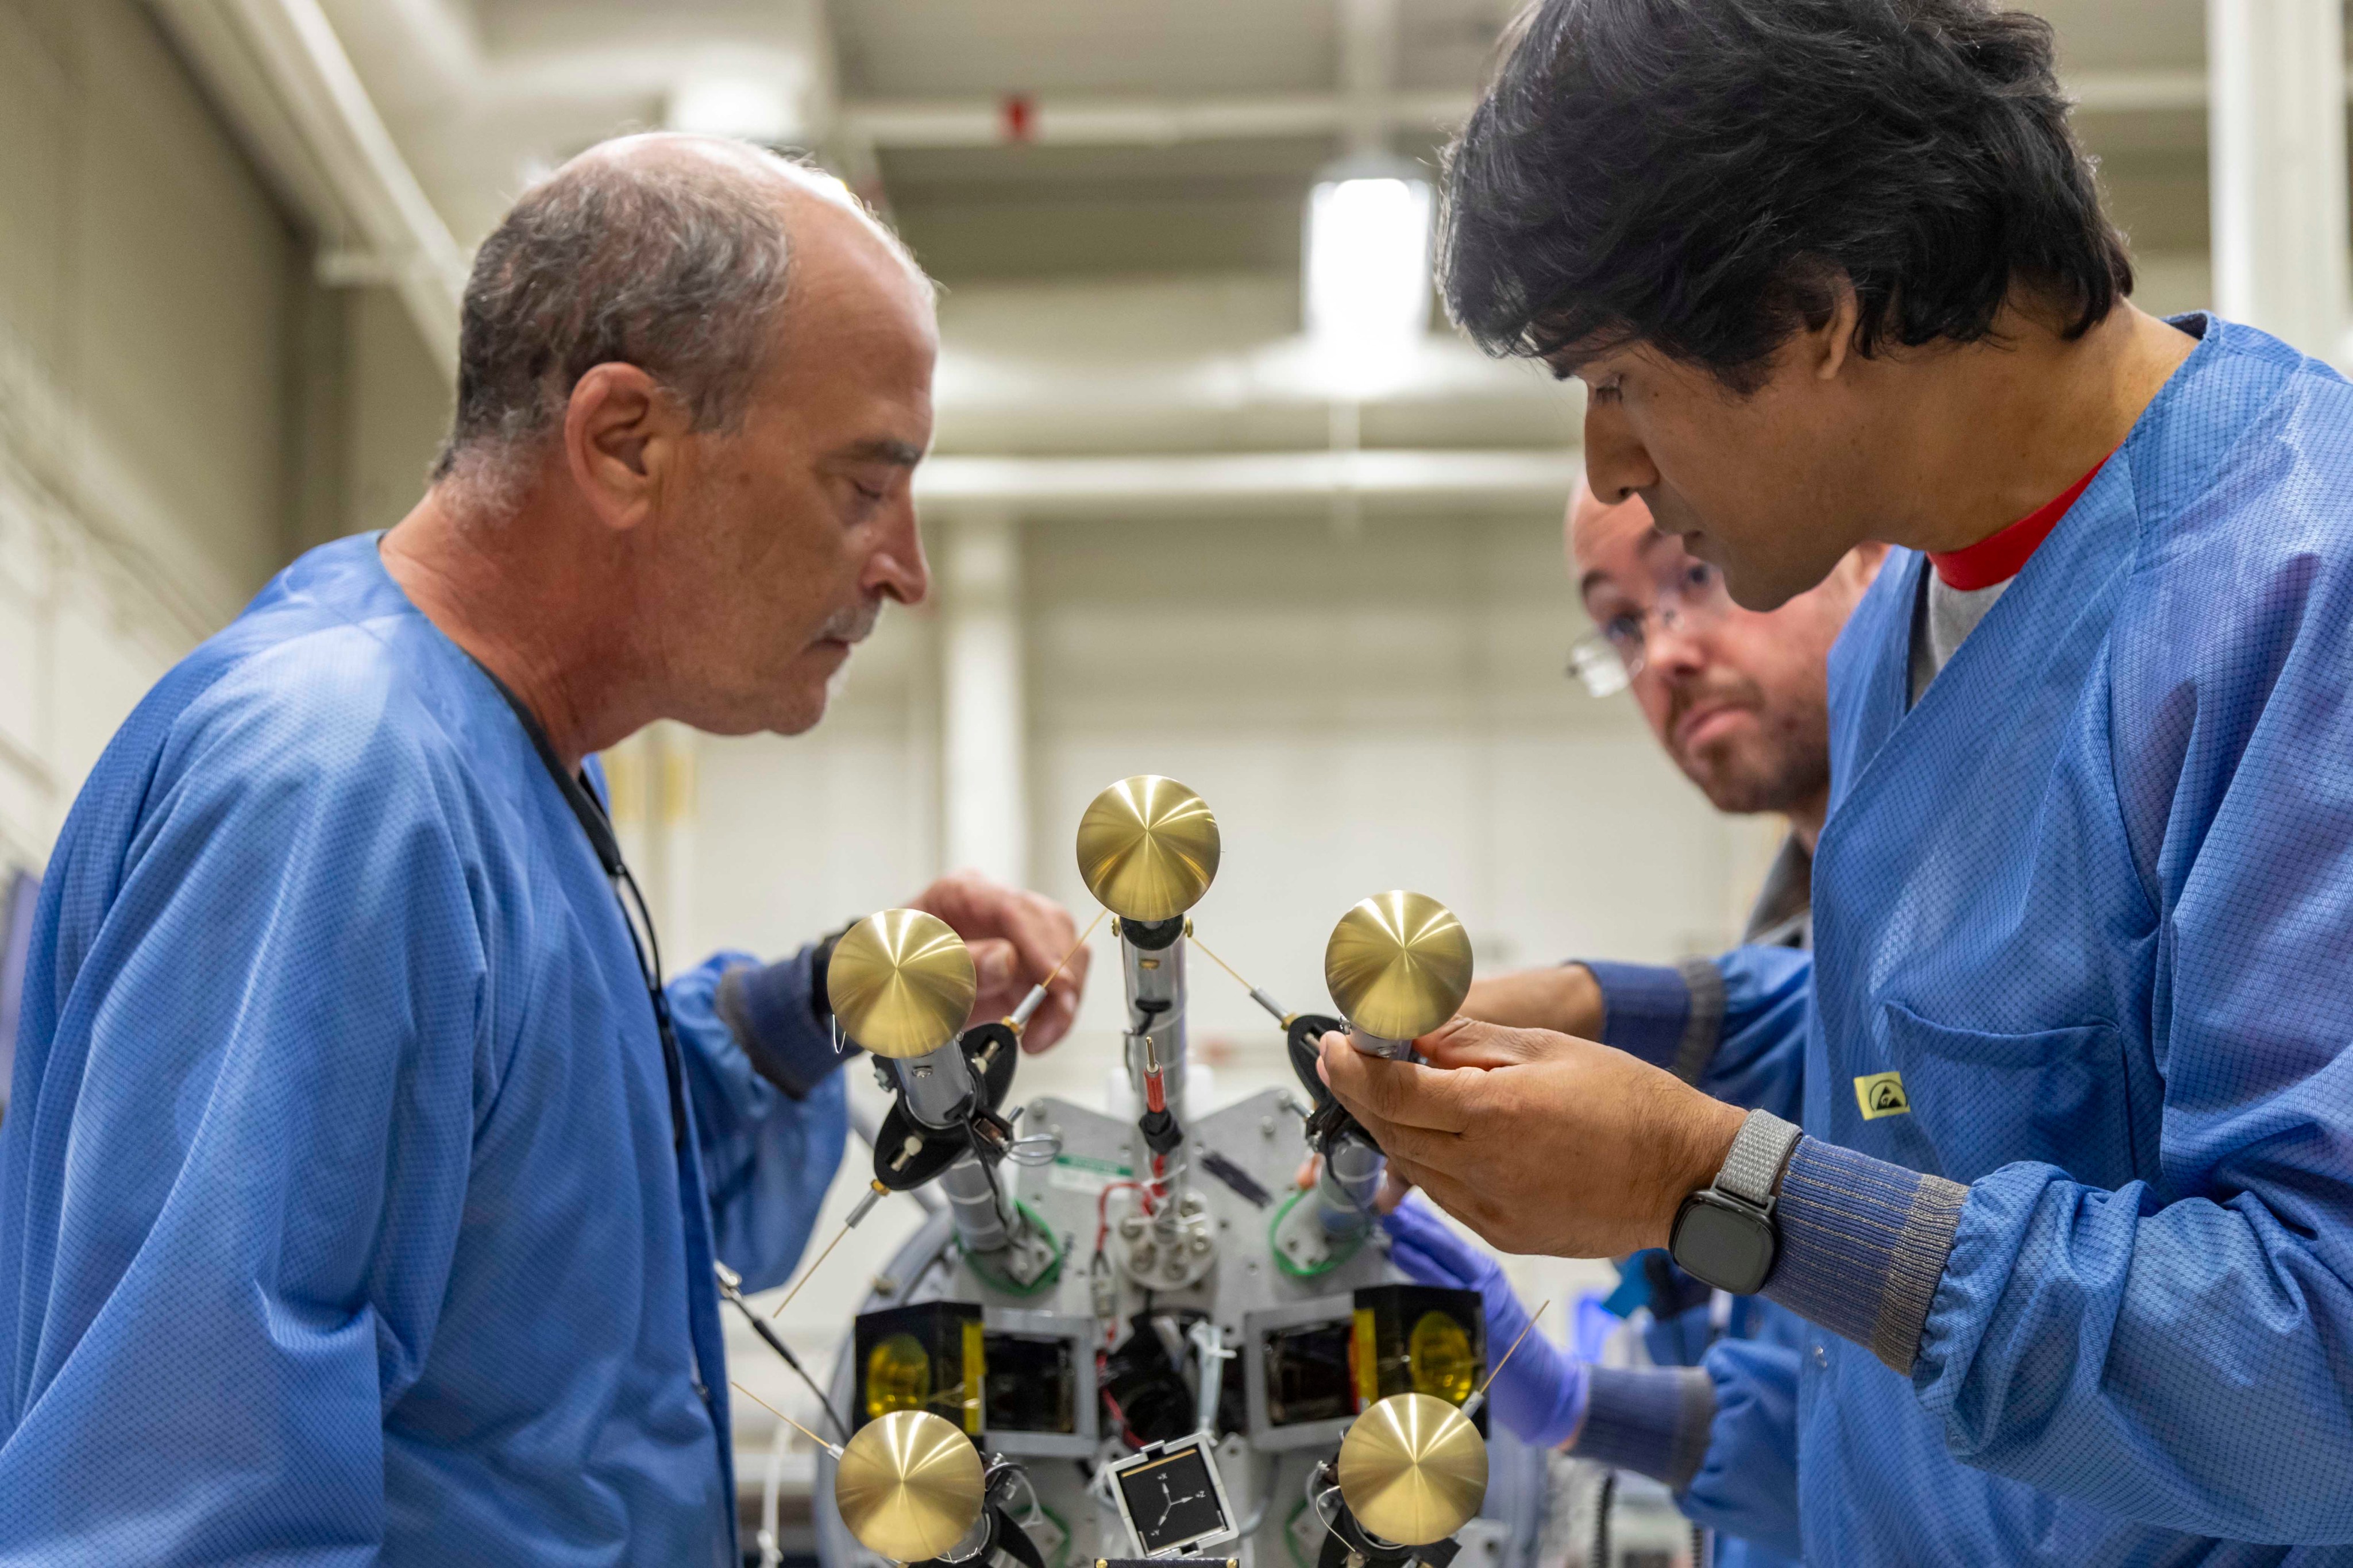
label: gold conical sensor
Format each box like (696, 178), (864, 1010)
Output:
(826, 910), (977, 1060)
(1336, 1392), (1489, 1547)
(835, 1408), (986, 1562)
(1324, 891), (1473, 1042)
(1074, 775), (1221, 922)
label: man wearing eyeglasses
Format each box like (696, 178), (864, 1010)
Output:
(1324, 0), (2353, 1560)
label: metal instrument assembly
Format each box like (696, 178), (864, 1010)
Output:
(791, 777), (1540, 1568)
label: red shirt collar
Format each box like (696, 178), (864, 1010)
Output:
(1926, 456), (2109, 592)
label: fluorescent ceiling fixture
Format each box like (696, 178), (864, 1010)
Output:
(666, 76), (805, 146)
(1305, 171), (1435, 373)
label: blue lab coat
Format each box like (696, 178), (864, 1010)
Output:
(1591, 945), (1812, 1567)
(0, 536), (848, 1565)
(1684, 316), (2353, 1563)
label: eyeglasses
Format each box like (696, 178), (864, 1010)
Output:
(1567, 556), (1733, 697)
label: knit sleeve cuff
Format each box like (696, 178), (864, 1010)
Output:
(715, 944), (856, 1099)
(1761, 1138), (1967, 1373)
(1581, 957), (1725, 1083)
(1569, 1365), (1716, 1490)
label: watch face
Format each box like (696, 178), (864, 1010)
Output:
(1671, 1196), (1776, 1296)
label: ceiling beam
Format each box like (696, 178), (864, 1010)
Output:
(840, 90), (1477, 151)
(914, 449), (1580, 515)
(151, 0), (465, 376)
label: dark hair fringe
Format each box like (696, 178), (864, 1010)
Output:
(1440, 0), (2135, 387)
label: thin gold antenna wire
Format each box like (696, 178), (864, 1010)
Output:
(1478, 1299), (1550, 1396)
(1187, 930), (1295, 1026)
(1042, 908), (1106, 993)
(1187, 932), (1257, 992)
(770, 1205), (865, 1319)
(730, 1379), (844, 1458)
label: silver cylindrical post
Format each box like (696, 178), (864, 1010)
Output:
(891, 1039), (977, 1130)
(936, 1153), (1015, 1255)
(1121, 930), (1189, 1112)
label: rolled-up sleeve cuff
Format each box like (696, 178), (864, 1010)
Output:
(1581, 957), (1724, 1083)
(1761, 1138), (1967, 1374)
(715, 946), (855, 1099)
(1571, 1365), (1715, 1490)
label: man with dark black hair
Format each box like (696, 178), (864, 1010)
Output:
(1320, 1), (2353, 1561)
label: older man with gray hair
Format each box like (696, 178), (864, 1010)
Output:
(0, 136), (1089, 1566)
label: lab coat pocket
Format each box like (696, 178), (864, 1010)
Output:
(1880, 1002), (2132, 1187)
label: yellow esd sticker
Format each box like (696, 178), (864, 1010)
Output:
(1854, 1071), (1912, 1119)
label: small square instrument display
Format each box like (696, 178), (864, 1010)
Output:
(1107, 1436), (1236, 1557)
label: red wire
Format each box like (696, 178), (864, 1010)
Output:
(1095, 1179), (1145, 1256)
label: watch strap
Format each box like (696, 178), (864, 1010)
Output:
(1715, 1108), (1802, 1210)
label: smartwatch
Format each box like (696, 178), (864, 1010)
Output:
(1668, 1109), (1803, 1295)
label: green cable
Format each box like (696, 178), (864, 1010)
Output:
(1267, 1188), (1364, 1279)
(958, 1198), (1067, 1297)
(1031, 1500), (1071, 1568)
(1283, 1497), (1316, 1568)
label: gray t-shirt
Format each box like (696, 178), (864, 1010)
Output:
(1908, 569), (2009, 704)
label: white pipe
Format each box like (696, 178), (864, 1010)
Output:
(149, 0), (465, 375)
(913, 449), (1581, 515)
(841, 71), (2242, 150)
(840, 90), (1475, 149)
(2065, 68), (2212, 113)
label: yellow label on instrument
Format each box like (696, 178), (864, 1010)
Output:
(1351, 1308), (1378, 1409)
(1854, 1071), (1911, 1119)
(961, 1318), (986, 1434)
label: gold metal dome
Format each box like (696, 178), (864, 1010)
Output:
(826, 910), (977, 1060)
(1324, 891), (1473, 1042)
(834, 1408), (986, 1562)
(1074, 775), (1221, 922)
(1336, 1392), (1488, 1547)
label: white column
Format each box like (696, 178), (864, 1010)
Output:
(939, 511), (1029, 886)
(2208, 0), (2353, 363)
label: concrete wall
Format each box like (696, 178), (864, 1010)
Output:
(0, 0), (300, 869)
(0, 0), (450, 875)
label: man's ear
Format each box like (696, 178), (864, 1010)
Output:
(562, 364), (689, 533)
(1805, 275), (1864, 383)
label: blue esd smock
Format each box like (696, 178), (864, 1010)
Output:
(1584, 946), (1812, 1567)
(1594, 317), (2353, 1565)
(0, 536), (848, 1565)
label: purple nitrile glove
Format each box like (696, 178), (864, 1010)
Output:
(1380, 1196), (1590, 1449)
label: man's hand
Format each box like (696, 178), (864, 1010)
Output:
(1316, 1017), (1743, 1258)
(907, 870), (1091, 1052)
(1460, 963), (1604, 1036)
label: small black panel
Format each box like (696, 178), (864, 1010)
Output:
(1114, 1443), (1229, 1554)
(982, 1331), (1077, 1434)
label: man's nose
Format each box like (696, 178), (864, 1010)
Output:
(1582, 399), (1660, 505)
(1645, 615), (1711, 679)
(866, 495), (930, 607)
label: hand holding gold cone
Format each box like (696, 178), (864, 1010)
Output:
(1075, 775), (1221, 922)
(827, 910), (977, 1060)
(834, 1409), (986, 1562)
(1324, 891), (1473, 1042)
(1336, 1392), (1488, 1546)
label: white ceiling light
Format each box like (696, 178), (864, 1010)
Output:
(1304, 159), (1434, 381)
(666, 75), (805, 148)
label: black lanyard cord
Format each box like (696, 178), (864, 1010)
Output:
(468, 656), (689, 1150)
